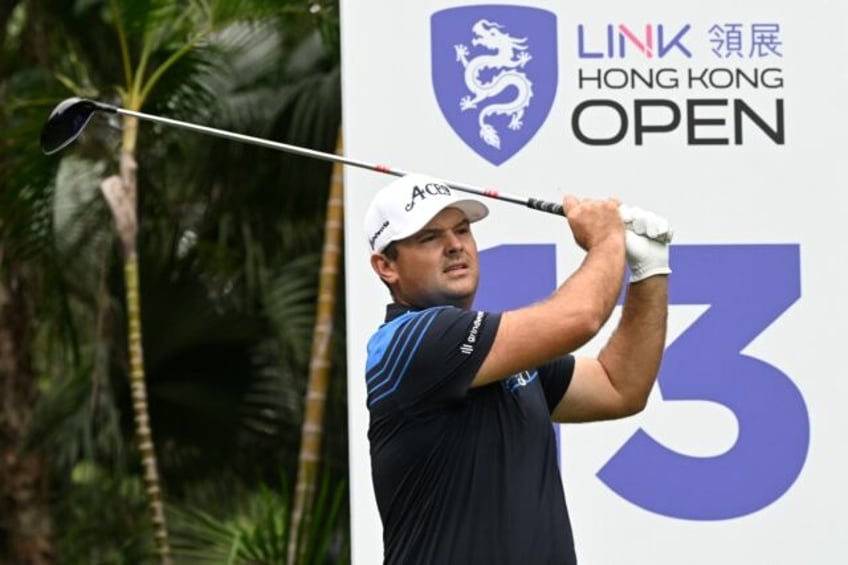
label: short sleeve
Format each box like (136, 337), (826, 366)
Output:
(365, 306), (501, 412)
(537, 355), (575, 413)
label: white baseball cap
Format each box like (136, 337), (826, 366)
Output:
(364, 174), (489, 253)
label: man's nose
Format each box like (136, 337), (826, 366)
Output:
(445, 231), (463, 253)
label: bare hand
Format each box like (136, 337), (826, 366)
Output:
(563, 195), (624, 252)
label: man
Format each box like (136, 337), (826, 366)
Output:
(363, 173), (671, 564)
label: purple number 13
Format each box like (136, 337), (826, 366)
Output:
(477, 244), (809, 520)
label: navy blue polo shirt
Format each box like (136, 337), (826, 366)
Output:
(366, 303), (577, 564)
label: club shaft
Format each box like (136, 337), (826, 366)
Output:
(115, 107), (566, 217)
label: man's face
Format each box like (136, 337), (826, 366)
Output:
(378, 207), (480, 309)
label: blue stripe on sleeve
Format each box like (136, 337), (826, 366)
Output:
(365, 307), (446, 407)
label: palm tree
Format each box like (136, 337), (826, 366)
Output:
(288, 130), (344, 563)
(87, 2), (277, 559)
(3, 1), (347, 561)
(281, 3), (345, 561)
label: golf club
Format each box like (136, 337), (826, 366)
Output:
(40, 97), (565, 215)
(40, 97), (673, 244)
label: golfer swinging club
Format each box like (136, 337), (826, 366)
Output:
(362, 173), (671, 564)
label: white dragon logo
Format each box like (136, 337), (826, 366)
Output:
(454, 19), (534, 149)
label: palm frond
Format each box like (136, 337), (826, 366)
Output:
(169, 470), (347, 564)
(54, 469), (155, 564)
(265, 253), (319, 365)
(25, 361), (128, 475)
(0, 116), (59, 261)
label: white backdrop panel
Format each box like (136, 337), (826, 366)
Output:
(340, 1), (847, 563)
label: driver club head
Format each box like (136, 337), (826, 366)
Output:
(40, 97), (117, 155)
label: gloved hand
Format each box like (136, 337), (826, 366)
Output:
(619, 205), (673, 283)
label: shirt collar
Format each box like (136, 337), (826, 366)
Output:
(385, 303), (419, 322)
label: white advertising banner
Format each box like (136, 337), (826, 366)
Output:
(340, 1), (847, 563)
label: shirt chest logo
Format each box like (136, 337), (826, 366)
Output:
(502, 370), (538, 394)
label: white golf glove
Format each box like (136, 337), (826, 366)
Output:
(619, 204), (673, 283)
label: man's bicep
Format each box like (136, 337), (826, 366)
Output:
(473, 302), (599, 388)
(551, 357), (629, 422)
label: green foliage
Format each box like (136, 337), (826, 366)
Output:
(170, 472), (348, 564)
(25, 361), (128, 476)
(53, 467), (156, 564)
(0, 105), (60, 261)
(1, 0), (347, 562)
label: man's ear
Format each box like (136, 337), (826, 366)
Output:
(371, 253), (398, 285)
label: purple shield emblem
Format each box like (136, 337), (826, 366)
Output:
(431, 5), (558, 166)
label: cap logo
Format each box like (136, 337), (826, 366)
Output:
(368, 220), (390, 250)
(404, 182), (452, 212)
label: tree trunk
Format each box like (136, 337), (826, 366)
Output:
(0, 253), (54, 564)
(287, 132), (344, 563)
(123, 253), (171, 564)
(101, 148), (172, 564)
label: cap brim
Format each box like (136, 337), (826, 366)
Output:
(450, 199), (489, 224)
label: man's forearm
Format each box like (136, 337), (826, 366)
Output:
(597, 276), (669, 413)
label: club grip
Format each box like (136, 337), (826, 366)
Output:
(527, 198), (565, 216)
